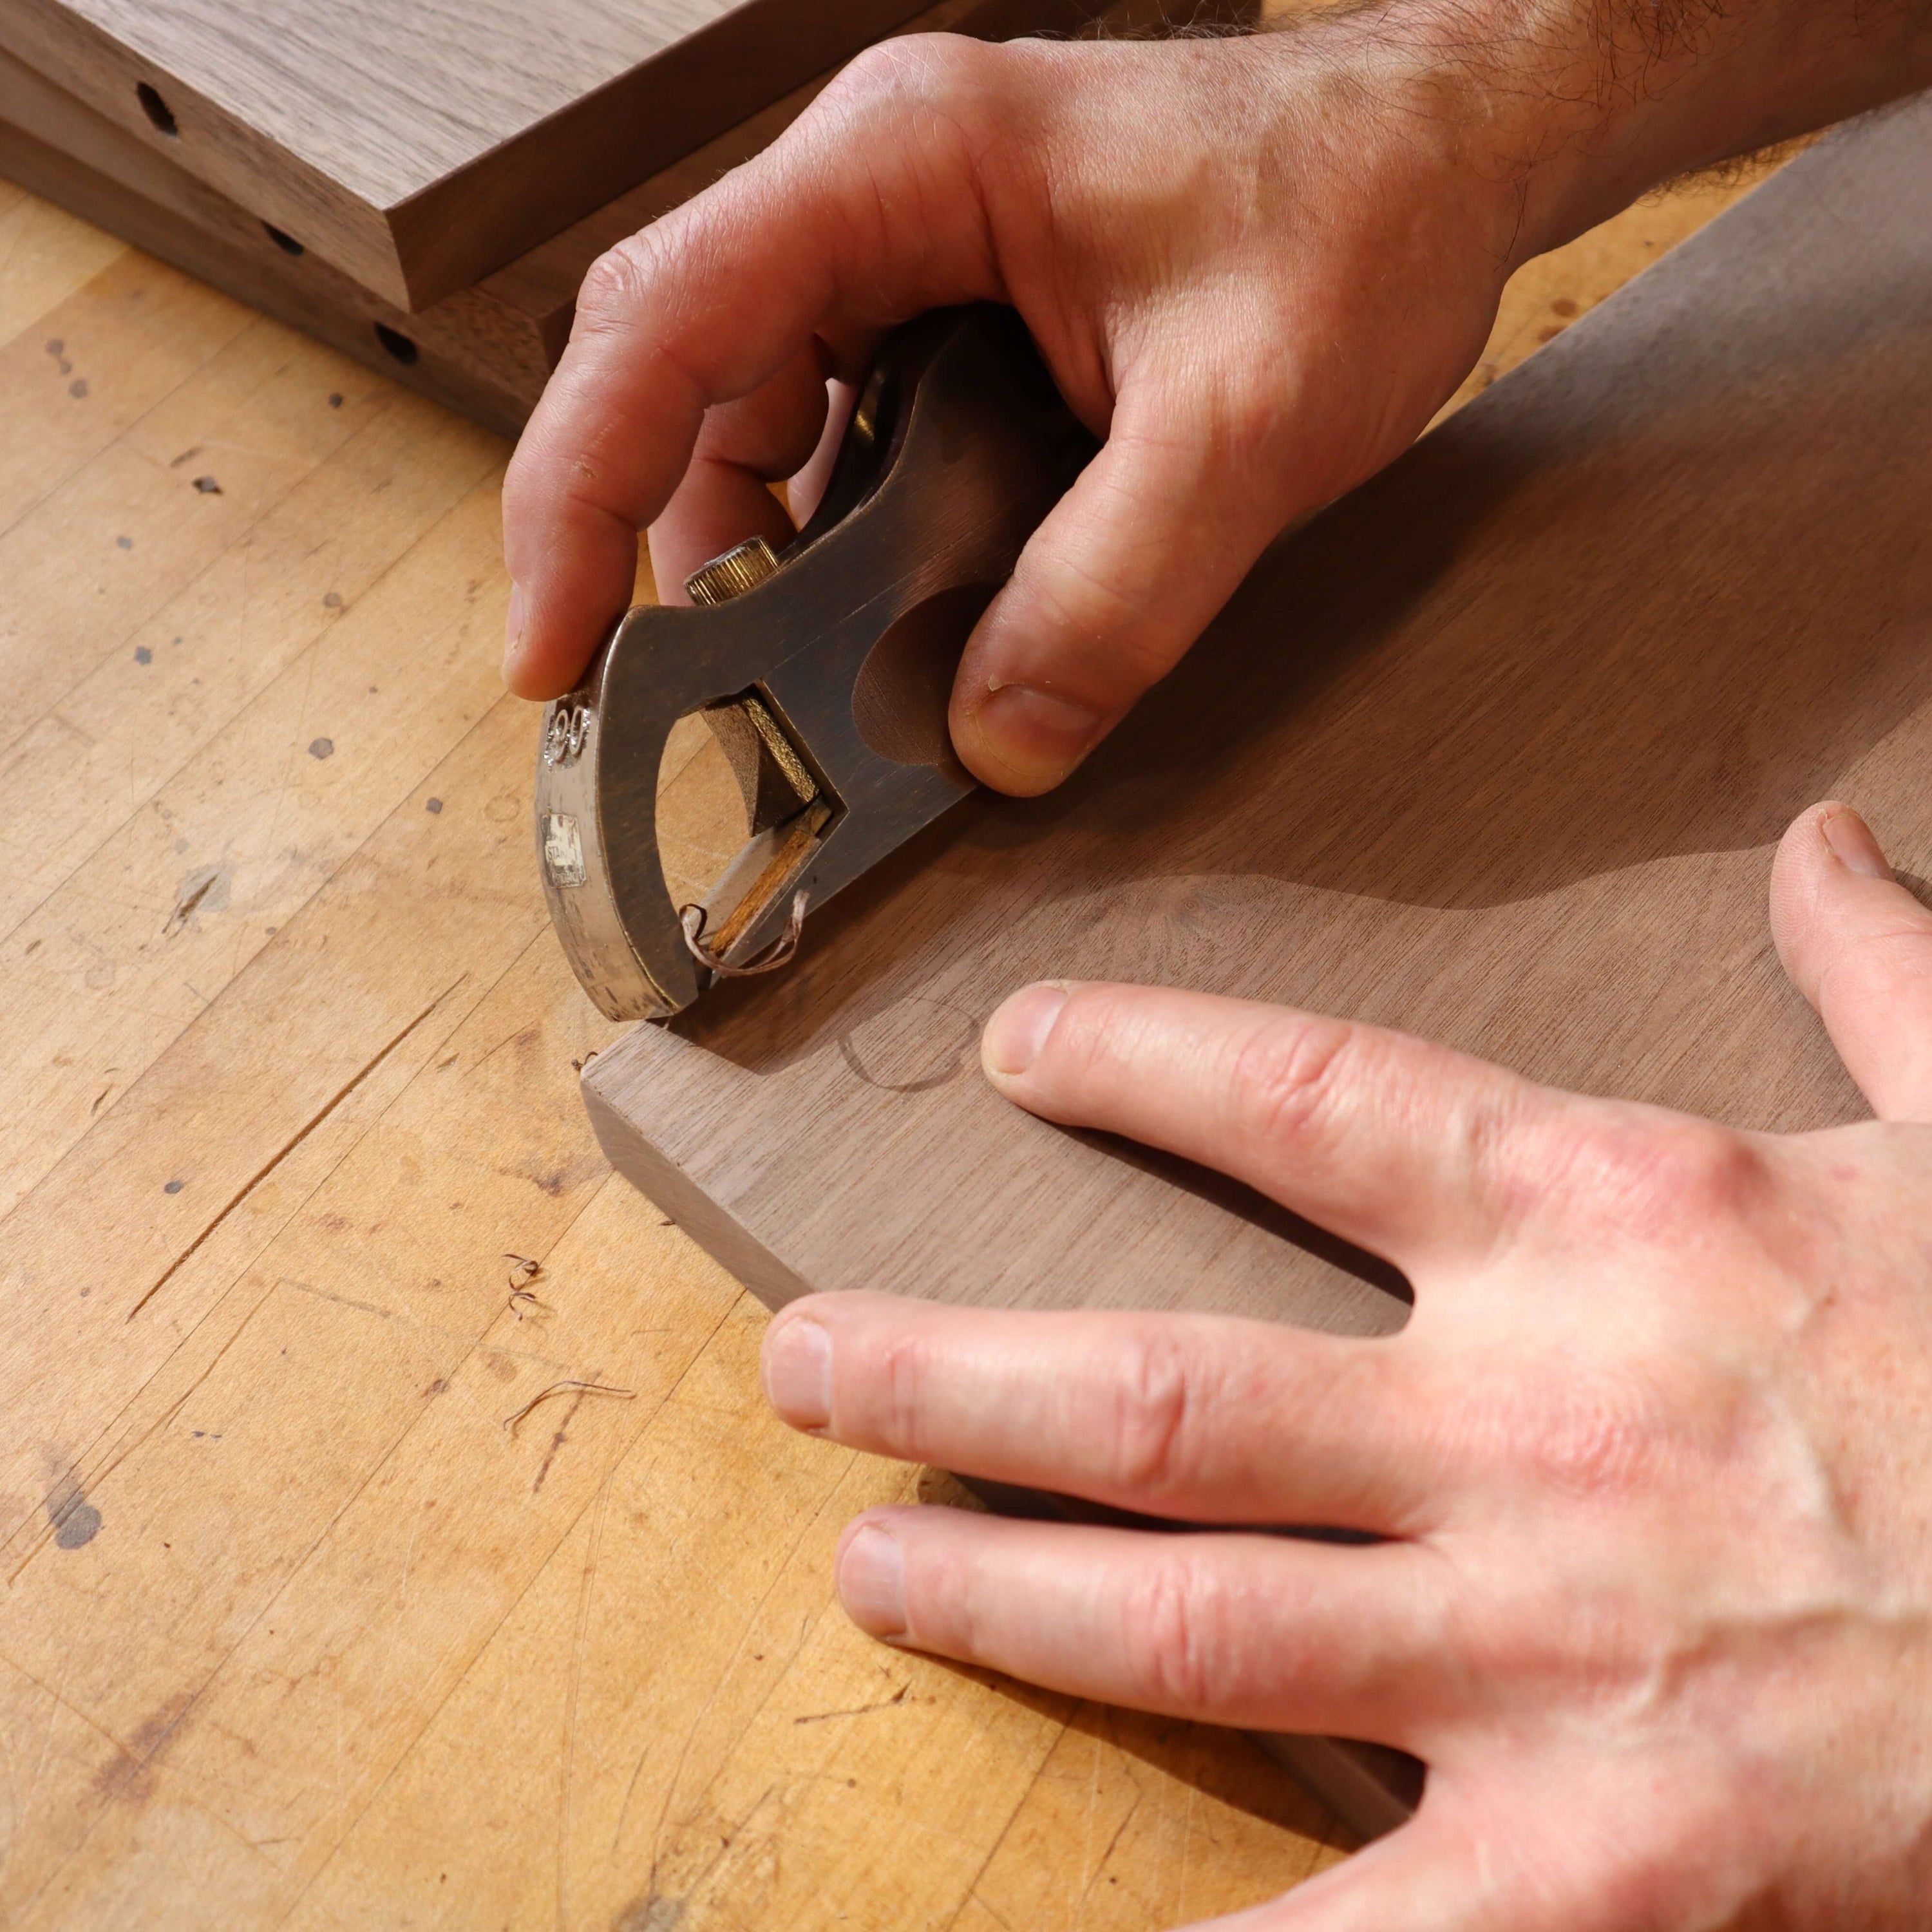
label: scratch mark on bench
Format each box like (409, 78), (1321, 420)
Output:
(124, 974), (467, 1323)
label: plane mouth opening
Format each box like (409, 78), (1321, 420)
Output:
(655, 689), (836, 967)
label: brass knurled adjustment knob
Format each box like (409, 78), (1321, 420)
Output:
(684, 535), (781, 607)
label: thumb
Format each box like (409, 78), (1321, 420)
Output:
(1768, 800), (1932, 1120)
(948, 374), (1292, 797)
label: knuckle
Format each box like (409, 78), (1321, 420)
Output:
(573, 234), (659, 337)
(1506, 1368), (1674, 1505)
(822, 36), (916, 107)
(1119, 1554), (1237, 1712)
(816, 33), (967, 129)
(1573, 1114), (1766, 1235)
(872, 1330), (937, 1452)
(1104, 1330), (1207, 1501)
(811, 35), (1016, 190)
(1014, 549), (1170, 696)
(1228, 1016), (1359, 1155)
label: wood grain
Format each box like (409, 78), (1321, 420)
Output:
(0, 0), (954, 307)
(0, 138), (1759, 1925)
(584, 98), (1932, 1828)
(0, 0), (1132, 434)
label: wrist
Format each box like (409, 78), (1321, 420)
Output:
(1287, 0), (1932, 269)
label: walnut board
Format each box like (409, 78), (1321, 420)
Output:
(0, 0), (1141, 435)
(583, 95), (1932, 1822)
(0, 0), (973, 309)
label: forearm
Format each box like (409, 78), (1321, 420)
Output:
(1299, 0), (1932, 264)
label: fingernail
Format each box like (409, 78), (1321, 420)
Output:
(762, 1314), (832, 1430)
(1823, 806), (1891, 880)
(972, 684), (1105, 790)
(983, 981), (1070, 1079)
(838, 1522), (907, 1640)
(502, 580), (526, 672)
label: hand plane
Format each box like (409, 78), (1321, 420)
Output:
(535, 304), (1095, 1022)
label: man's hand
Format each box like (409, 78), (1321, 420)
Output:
(500, 2), (1932, 795)
(757, 800), (1932, 1929)
(502, 22), (1522, 792)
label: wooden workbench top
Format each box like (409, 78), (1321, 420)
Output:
(0, 158), (1758, 1928)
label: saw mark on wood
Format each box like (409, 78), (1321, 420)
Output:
(70, 1218), (613, 1841)
(272, 1276), (401, 1325)
(609, 1392), (794, 1861)
(1081, 1788), (1147, 1913)
(86, 1698), (193, 1810)
(275, 1280), (576, 1378)
(124, 975), (466, 1323)
(942, 1709), (1086, 1929)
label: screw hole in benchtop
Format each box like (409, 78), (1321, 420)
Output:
(136, 82), (178, 137)
(263, 223), (304, 256)
(373, 323), (420, 366)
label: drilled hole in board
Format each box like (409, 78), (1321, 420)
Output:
(373, 323), (419, 366)
(263, 223), (304, 256)
(136, 82), (178, 137)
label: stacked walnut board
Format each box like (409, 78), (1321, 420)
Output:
(0, 44), (545, 433)
(0, 0), (1149, 435)
(0, 0), (949, 307)
(582, 95), (1932, 1834)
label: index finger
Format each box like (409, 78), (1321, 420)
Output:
(980, 981), (1558, 1274)
(499, 35), (1010, 699)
